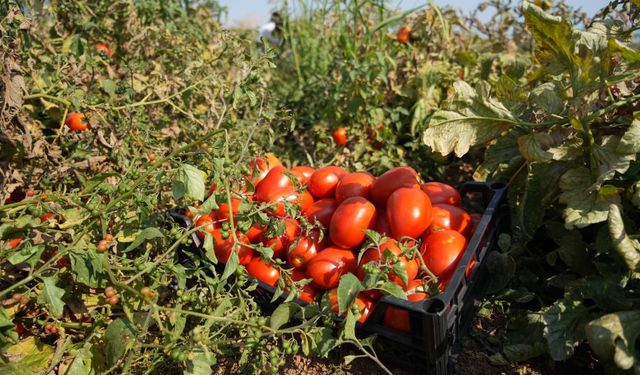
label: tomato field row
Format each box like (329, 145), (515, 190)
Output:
(1, 0), (640, 374)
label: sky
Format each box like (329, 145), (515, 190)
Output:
(219, 0), (609, 28)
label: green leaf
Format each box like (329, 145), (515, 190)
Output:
(474, 128), (525, 181)
(423, 81), (514, 157)
(37, 276), (65, 318)
(585, 311), (640, 372)
(378, 282), (407, 300)
(591, 136), (636, 189)
(584, 276), (631, 311)
(391, 262), (409, 288)
(546, 224), (595, 276)
(66, 346), (94, 375)
(102, 79), (116, 97)
(617, 116), (640, 154)
(123, 227), (163, 253)
(0, 337), (54, 375)
(104, 319), (136, 367)
(220, 251), (239, 281)
(502, 343), (547, 362)
(522, 1), (574, 74)
(337, 274), (364, 315)
(270, 302), (299, 330)
(185, 348), (216, 375)
(542, 298), (592, 361)
(310, 327), (337, 357)
(174, 164), (206, 201)
(559, 167), (620, 229)
(70, 251), (107, 288)
(517, 133), (553, 162)
(202, 232), (217, 264)
(7, 244), (45, 267)
(343, 310), (358, 341)
(199, 193), (219, 213)
(0, 308), (18, 350)
(607, 204), (640, 272)
(485, 251), (516, 294)
(530, 82), (564, 114)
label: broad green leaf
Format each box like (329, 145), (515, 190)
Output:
(70, 251), (107, 288)
(185, 348), (216, 375)
(607, 204), (640, 272)
(0, 308), (18, 350)
(270, 302), (299, 330)
(530, 81), (564, 114)
(102, 79), (116, 97)
(474, 128), (525, 181)
(423, 81), (514, 157)
(559, 167), (620, 229)
(123, 227), (163, 253)
(502, 342), (547, 362)
(517, 133), (553, 162)
(174, 164), (206, 201)
(0, 337), (54, 375)
(591, 136), (636, 190)
(542, 298), (592, 361)
(337, 273), (363, 315)
(609, 39), (640, 63)
(585, 311), (640, 372)
(7, 244), (45, 267)
(391, 262), (409, 288)
(485, 251), (516, 294)
(545, 224), (595, 275)
(66, 346), (94, 375)
(517, 162), (569, 239)
(221, 251), (239, 281)
(522, 1), (574, 75)
(584, 276), (631, 311)
(104, 319), (136, 367)
(310, 327), (337, 357)
(37, 276), (65, 318)
(617, 116), (640, 154)
(202, 232), (217, 264)
(343, 310), (357, 341)
(378, 282), (407, 300)
(199, 193), (219, 213)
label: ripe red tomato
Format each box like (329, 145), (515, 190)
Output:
(387, 187), (432, 240)
(95, 43), (112, 57)
(40, 213), (56, 223)
(271, 190), (314, 217)
(332, 127), (348, 146)
(216, 197), (242, 221)
(291, 269), (321, 303)
(308, 166), (348, 199)
(335, 172), (375, 203)
(195, 214), (217, 239)
(212, 230), (253, 265)
(397, 25), (411, 44)
(383, 292), (428, 332)
(356, 239), (419, 287)
(245, 223), (266, 242)
(258, 218), (300, 258)
(208, 183), (218, 197)
(248, 153), (282, 187)
(303, 198), (338, 228)
(254, 166), (295, 203)
(421, 182), (461, 206)
(420, 230), (467, 279)
(306, 247), (356, 289)
(328, 289), (375, 323)
(287, 231), (323, 269)
(247, 257), (280, 286)
(427, 204), (472, 238)
(329, 197), (377, 249)
(370, 167), (420, 206)
(184, 207), (196, 220)
(291, 166), (315, 185)
(6, 238), (22, 250)
(65, 112), (89, 132)
(374, 208), (391, 236)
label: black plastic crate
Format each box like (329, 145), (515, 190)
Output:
(168, 181), (509, 374)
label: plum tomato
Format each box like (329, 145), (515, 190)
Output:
(308, 166), (348, 199)
(329, 197), (377, 249)
(421, 182), (461, 206)
(335, 172), (375, 203)
(427, 204), (472, 238)
(420, 229), (467, 279)
(258, 218), (300, 258)
(303, 198), (338, 228)
(287, 231), (323, 269)
(328, 289), (375, 323)
(370, 166), (420, 206)
(247, 257), (280, 286)
(356, 239), (419, 287)
(386, 187), (432, 240)
(306, 247), (356, 289)
(248, 153), (282, 187)
(291, 166), (315, 185)
(212, 229), (253, 265)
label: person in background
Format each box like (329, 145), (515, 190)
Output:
(256, 12), (284, 49)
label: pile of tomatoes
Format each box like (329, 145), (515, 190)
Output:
(188, 154), (479, 332)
